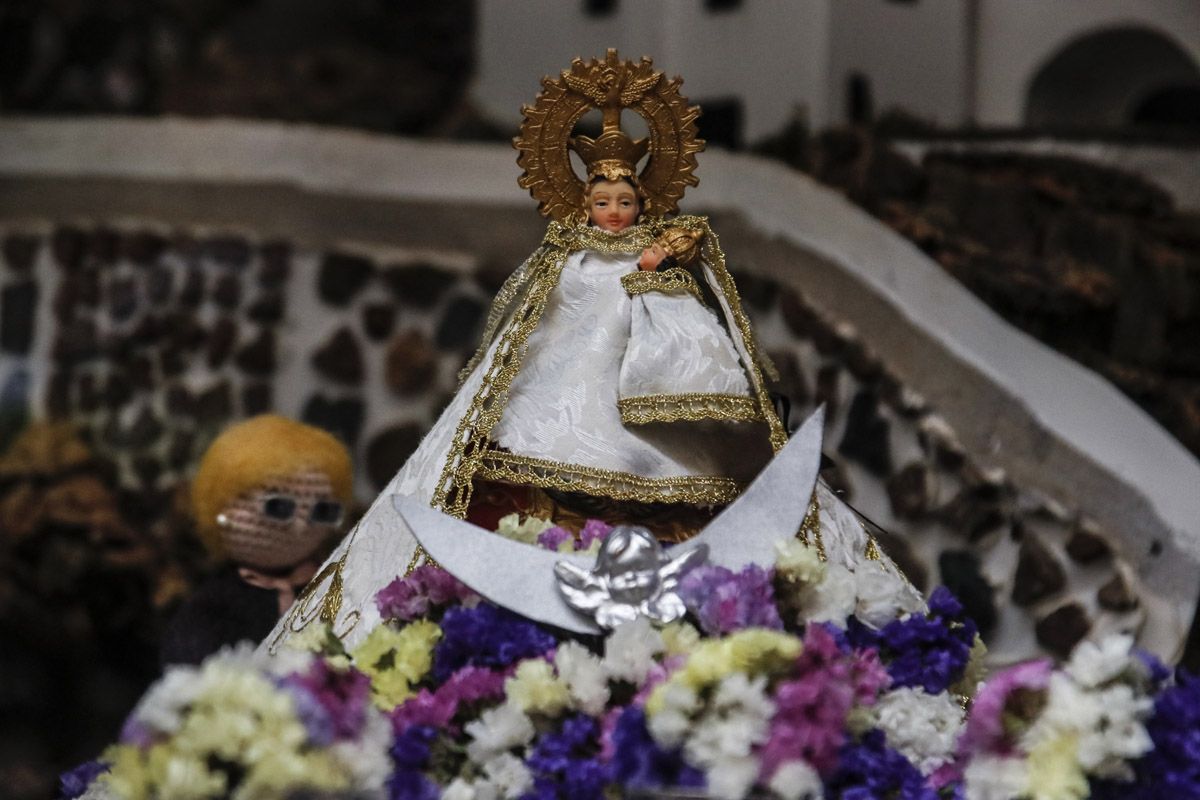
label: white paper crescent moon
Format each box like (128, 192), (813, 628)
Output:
(392, 405), (825, 633)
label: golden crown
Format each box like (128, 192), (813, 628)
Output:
(515, 49), (705, 222)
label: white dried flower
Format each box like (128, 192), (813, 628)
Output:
(873, 687), (964, 773)
(465, 702), (536, 765)
(604, 617), (665, 684)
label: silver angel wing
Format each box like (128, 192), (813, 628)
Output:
(553, 560), (608, 613)
(391, 497), (601, 634)
(658, 543), (710, 591)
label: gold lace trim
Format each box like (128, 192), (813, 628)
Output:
(798, 492), (826, 561)
(618, 393), (762, 425)
(620, 267), (703, 302)
(667, 216), (788, 451)
(477, 449), (744, 505)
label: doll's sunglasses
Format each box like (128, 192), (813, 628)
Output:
(261, 495), (344, 526)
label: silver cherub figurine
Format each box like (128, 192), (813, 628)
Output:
(554, 525), (708, 629)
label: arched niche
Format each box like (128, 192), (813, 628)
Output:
(1025, 26), (1200, 129)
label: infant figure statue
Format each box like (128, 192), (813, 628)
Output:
(265, 50), (916, 654)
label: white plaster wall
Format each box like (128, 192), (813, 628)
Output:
(974, 0), (1200, 126)
(828, 0), (969, 126)
(472, 0), (833, 143)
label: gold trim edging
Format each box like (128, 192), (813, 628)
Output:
(618, 393), (762, 425)
(478, 450), (743, 505)
(620, 267), (704, 303)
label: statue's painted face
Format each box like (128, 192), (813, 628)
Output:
(586, 179), (640, 232)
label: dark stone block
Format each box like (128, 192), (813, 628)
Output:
(302, 394), (365, 448)
(52, 227), (87, 271)
(1098, 572), (1139, 612)
(206, 317), (238, 368)
(78, 268), (102, 307)
(259, 241), (292, 288)
(385, 330), (440, 396)
(212, 273), (242, 310)
(204, 236), (252, 269)
(167, 430), (195, 470)
(159, 344), (187, 378)
(165, 384), (196, 417)
(938, 550), (996, 638)
(1036, 603), (1091, 659)
(0, 369), (30, 452)
(88, 228), (120, 264)
(319, 252), (374, 306)
(234, 330), (276, 376)
(165, 310), (206, 352)
(104, 370), (133, 409)
(146, 266), (174, 304)
(122, 230), (167, 266)
(838, 389), (892, 477)
(768, 349), (809, 408)
(1012, 534), (1066, 606)
(247, 292), (284, 325)
(366, 423), (424, 491)
(179, 269), (205, 308)
(362, 303), (397, 342)
(133, 455), (162, 487)
(241, 383), (273, 416)
(196, 381), (233, 424)
(130, 313), (165, 347)
(1065, 519), (1111, 564)
(734, 272), (777, 313)
(3, 234), (39, 272)
(474, 260), (512, 294)
(1, 281), (38, 355)
(815, 364), (840, 419)
(52, 318), (100, 365)
(47, 371), (72, 417)
(843, 340), (883, 384)
(383, 262), (456, 308)
(107, 276), (139, 322)
(436, 296), (486, 351)
(78, 372), (102, 412)
(312, 327), (364, 385)
(779, 289), (819, 340)
(886, 462), (933, 520)
(126, 406), (164, 449)
(53, 279), (80, 324)
(128, 354), (155, 392)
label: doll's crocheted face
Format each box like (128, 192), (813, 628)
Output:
(217, 469), (343, 571)
(586, 178), (640, 232)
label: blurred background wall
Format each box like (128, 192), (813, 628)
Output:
(1, 2), (1199, 798)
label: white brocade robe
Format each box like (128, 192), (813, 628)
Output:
(261, 221), (919, 653)
(491, 249), (766, 484)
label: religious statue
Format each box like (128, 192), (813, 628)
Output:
(265, 51), (919, 654)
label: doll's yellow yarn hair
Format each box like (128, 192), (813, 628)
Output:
(191, 414), (353, 557)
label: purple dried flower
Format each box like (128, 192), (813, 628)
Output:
(376, 565), (480, 623)
(431, 602), (557, 682)
(825, 729), (937, 800)
(1091, 669), (1200, 800)
(58, 761), (109, 800)
(525, 714), (611, 800)
(578, 519), (612, 550)
(846, 587), (976, 694)
(537, 525), (575, 551)
(610, 706), (705, 790)
(390, 665), (506, 734)
(678, 563), (782, 636)
(279, 660), (372, 744)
